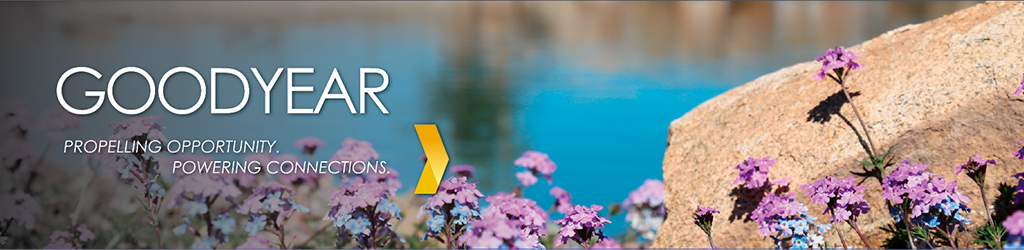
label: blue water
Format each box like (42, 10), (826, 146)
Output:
(0, 2), (965, 237)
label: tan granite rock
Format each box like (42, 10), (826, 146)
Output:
(656, 1), (1024, 248)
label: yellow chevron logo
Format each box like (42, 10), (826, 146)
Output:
(414, 124), (449, 194)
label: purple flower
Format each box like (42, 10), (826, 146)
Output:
(0, 191), (41, 230)
(294, 136), (326, 156)
(732, 157), (776, 189)
(459, 209), (524, 248)
(514, 150), (557, 184)
(330, 138), (379, 163)
(550, 186), (573, 214)
(482, 192), (549, 246)
(622, 179), (666, 241)
(884, 159), (971, 220)
(44, 213), (94, 249)
(1015, 141), (1024, 161)
(693, 205), (720, 234)
(449, 164), (476, 179)
(1006, 210), (1024, 236)
(955, 155), (996, 187)
(554, 204), (612, 247)
(516, 171), (538, 187)
(800, 176), (870, 223)
(324, 177), (403, 248)
(418, 177), (484, 244)
(812, 46), (863, 81)
(751, 193), (808, 236)
(1014, 73), (1024, 95)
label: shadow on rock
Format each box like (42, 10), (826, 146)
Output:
(807, 90), (861, 124)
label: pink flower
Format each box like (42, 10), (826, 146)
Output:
(549, 186), (573, 214)
(800, 176), (870, 223)
(514, 150), (557, 184)
(330, 138), (379, 162)
(294, 136), (325, 156)
(750, 193), (807, 236)
(516, 171), (538, 187)
(593, 238), (622, 249)
(483, 192), (549, 241)
(554, 204), (612, 246)
(1005, 210), (1024, 235)
(733, 157), (776, 189)
(812, 46), (863, 81)
(623, 179), (665, 208)
(0, 191), (41, 229)
(423, 177), (484, 209)
(459, 209), (522, 248)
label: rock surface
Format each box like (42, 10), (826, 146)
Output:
(656, 1), (1024, 248)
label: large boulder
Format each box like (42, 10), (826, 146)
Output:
(656, 2), (1024, 248)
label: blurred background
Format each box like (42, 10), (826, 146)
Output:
(0, 1), (980, 247)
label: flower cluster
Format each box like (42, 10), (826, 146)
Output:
(459, 209), (537, 249)
(1005, 211), (1024, 248)
(955, 155), (996, 187)
(884, 159), (972, 247)
(883, 159), (971, 220)
(0, 191), (41, 231)
(513, 150), (557, 187)
(167, 172), (244, 248)
(418, 177), (484, 247)
(44, 214), (95, 249)
(773, 212), (829, 249)
(812, 46), (863, 81)
(800, 176), (870, 223)
(238, 183), (309, 241)
(324, 177), (403, 248)
(104, 115), (168, 247)
(475, 192), (549, 248)
(751, 192), (808, 236)
(622, 179), (666, 241)
(554, 204), (612, 248)
(732, 157), (777, 189)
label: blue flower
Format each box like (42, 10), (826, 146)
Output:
(345, 217), (371, 235)
(286, 198), (310, 213)
(192, 236), (216, 249)
(790, 235), (808, 249)
(262, 192), (284, 211)
(212, 214), (235, 234)
(426, 215), (445, 232)
(184, 200), (209, 216)
(376, 199), (401, 219)
(173, 224), (188, 235)
(246, 214), (267, 236)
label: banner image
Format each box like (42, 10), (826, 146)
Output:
(2, 1), (1024, 249)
